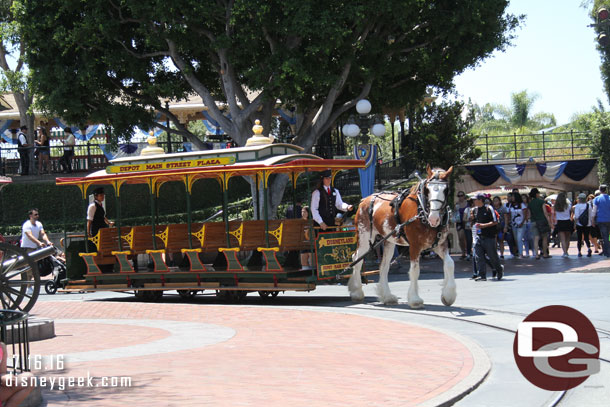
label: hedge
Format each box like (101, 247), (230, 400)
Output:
(0, 177), (251, 235)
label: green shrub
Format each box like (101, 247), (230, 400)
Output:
(0, 177), (251, 235)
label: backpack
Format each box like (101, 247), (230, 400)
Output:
(578, 203), (589, 226)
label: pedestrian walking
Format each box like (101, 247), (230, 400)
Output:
(553, 192), (573, 257)
(587, 193), (602, 253)
(572, 193), (592, 257)
(503, 192), (518, 256)
(528, 188), (552, 259)
(492, 196), (508, 259)
(471, 194), (504, 281)
(521, 194), (535, 257)
(59, 127), (75, 173)
(592, 184), (610, 258)
(508, 193), (528, 258)
(21, 208), (53, 295)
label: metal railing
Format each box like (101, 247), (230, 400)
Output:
(0, 310), (30, 373)
(0, 138), (195, 176)
(474, 130), (596, 163)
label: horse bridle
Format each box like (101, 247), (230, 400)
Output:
(414, 171), (449, 226)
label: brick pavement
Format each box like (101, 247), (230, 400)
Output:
(22, 301), (479, 407)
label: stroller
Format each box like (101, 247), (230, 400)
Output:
(38, 250), (67, 295)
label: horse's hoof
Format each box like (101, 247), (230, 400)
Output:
(408, 298), (424, 309)
(381, 295), (399, 305)
(441, 295), (456, 306)
(350, 290), (365, 302)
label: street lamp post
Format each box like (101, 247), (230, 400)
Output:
(342, 99), (386, 198)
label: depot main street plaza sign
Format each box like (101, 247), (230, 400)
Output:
(106, 157), (236, 174)
(315, 230), (357, 279)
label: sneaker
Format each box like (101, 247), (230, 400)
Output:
(500, 255), (504, 259)
(587, 249), (592, 257)
(469, 275), (478, 280)
(578, 252), (582, 257)
(26, 286), (33, 296)
(475, 276), (487, 281)
(466, 255), (472, 261)
(497, 265), (504, 280)
(562, 253), (569, 258)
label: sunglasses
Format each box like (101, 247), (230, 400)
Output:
(457, 194), (465, 197)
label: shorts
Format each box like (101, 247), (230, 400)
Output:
(590, 225), (601, 238)
(556, 219), (574, 233)
(531, 222), (541, 237)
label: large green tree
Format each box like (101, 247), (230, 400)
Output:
(14, 0), (519, 213)
(15, 1), (519, 145)
(0, 0), (34, 159)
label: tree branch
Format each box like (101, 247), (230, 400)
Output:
(166, 38), (233, 132)
(114, 39), (170, 59)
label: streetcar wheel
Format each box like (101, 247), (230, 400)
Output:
(45, 280), (57, 295)
(0, 243), (40, 312)
(178, 290), (197, 299)
(270, 291), (279, 298)
(258, 290), (270, 298)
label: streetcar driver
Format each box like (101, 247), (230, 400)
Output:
(311, 170), (353, 231)
(87, 187), (114, 238)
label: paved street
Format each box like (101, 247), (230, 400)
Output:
(25, 246), (610, 406)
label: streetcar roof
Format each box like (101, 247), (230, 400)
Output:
(56, 153), (365, 187)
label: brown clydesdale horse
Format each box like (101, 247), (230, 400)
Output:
(348, 165), (456, 307)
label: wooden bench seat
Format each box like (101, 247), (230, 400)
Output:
(268, 219), (311, 251)
(123, 225), (164, 254)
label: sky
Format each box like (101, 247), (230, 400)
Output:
(453, 0), (606, 125)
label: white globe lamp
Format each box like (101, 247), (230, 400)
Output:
(356, 99), (372, 115)
(371, 123), (386, 137)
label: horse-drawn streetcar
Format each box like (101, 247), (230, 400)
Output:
(51, 131), (375, 301)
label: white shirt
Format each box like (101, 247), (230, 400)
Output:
(18, 133), (27, 146)
(508, 203), (527, 228)
(87, 200), (103, 221)
(554, 205), (571, 221)
(573, 202), (592, 227)
(21, 220), (44, 249)
(311, 187), (349, 225)
(64, 134), (75, 150)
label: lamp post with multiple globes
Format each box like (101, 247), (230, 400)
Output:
(341, 99), (386, 197)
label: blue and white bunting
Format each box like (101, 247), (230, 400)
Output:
(494, 164), (526, 184)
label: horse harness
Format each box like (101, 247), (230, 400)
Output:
(368, 172), (450, 249)
(342, 172), (451, 276)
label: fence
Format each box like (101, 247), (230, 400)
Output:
(474, 130), (595, 163)
(0, 310), (31, 373)
(0, 136), (194, 176)
(0, 135), (109, 175)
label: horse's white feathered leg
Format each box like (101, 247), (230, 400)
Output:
(376, 241), (398, 304)
(436, 244), (457, 306)
(408, 257), (424, 308)
(348, 224), (369, 302)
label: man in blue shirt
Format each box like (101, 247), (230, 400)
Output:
(592, 184), (610, 257)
